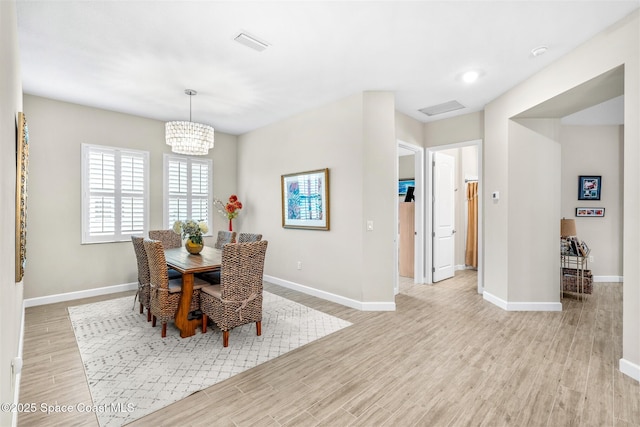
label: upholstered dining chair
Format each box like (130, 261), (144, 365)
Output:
(144, 238), (207, 338)
(200, 240), (268, 347)
(238, 233), (262, 243)
(131, 236), (152, 321)
(149, 229), (182, 279)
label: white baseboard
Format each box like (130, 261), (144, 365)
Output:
(483, 291), (562, 312)
(593, 275), (623, 283)
(12, 301), (25, 427)
(263, 275), (396, 311)
(24, 282), (138, 308)
(620, 358), (640, 382)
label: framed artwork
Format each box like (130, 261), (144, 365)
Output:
(281, 168), (330, 230)
(16, 112), (29, 282)
(398, 179), (415, 196)
(576, 207), (605, 217)
(578, 175), (601, 200)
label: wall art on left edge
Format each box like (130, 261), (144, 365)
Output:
(16, 112), (29, 282)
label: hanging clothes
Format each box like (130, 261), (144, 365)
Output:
(465, 181), (478, 268)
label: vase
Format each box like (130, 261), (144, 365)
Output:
(185, 239), (203, 255)
(228, 219), (233, 232)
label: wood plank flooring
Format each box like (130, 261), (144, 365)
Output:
(18, 271), (640, 426)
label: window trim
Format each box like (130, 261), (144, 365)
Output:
(81, 143), (150, 244)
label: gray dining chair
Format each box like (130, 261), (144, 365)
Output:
(214, 231), (237, 249)
(238, 233), (262, 243)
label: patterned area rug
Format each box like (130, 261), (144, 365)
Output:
(68, 291), (351, 427)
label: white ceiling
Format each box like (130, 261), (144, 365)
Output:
(16, 1), (639, 136)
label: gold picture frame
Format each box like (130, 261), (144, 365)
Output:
(16, 112), (29, 282)
(281, 168), (330, 230)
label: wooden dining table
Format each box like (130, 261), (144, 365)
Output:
(164, 245), (222, 338)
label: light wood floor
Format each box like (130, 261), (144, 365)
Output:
(19, 271), (640, 426)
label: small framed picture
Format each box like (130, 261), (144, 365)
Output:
(578, 175), (601, 200)
(576, 207), (605, 217)
(398, 179), (415, 196)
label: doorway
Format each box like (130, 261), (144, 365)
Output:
(396, 141), (424, 294)
(427, 139), (483, 294)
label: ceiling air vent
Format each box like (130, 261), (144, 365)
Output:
(234, 32), (269, 52)
(419, 100), (465, 116)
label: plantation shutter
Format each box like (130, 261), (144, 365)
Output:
(167, 156), (189, 227)
(190, 160), (210, 222)
(163, 154), (212, 231)
(82, 144), (149, 243)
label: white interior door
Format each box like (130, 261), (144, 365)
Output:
(433, 151), (455, 282)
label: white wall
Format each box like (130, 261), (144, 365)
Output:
(238, 92), (396, 306)
(561, 125), (623, 278)
(23, 95), (238, 299)
(508, 118), (562, 303)
(398, 155), (415, 180)
(424, 111), (484, 148)
(0, 1), (24, 424)
(484, 11), (639, 375)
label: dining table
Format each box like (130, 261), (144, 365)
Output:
(164, 245), (222, 338)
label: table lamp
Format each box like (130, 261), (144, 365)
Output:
(561, 218), (577, 238)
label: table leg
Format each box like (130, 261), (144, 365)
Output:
(175, 273), (200, 338)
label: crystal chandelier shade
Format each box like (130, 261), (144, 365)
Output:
(165, 89), (214, 155)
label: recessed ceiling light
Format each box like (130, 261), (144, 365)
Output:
(234, 32), (270, 52)
(462, 70), (480, 84)
(419, 100), (465, 116)
(531, 46), (548, 57)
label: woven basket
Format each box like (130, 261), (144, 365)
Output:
(562, 268), (593, 294)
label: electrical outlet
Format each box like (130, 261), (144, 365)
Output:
(297, 261), (302, 270)
(589, 255), (594, 263)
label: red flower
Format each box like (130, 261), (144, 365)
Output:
(229, 194), (238, 203)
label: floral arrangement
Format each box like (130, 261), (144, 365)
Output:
(173, 219), (208, 245)
(214, 194), (243, 220)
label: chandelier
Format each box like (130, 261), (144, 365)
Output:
(165, 89), (214, 155)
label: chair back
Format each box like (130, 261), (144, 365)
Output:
(215, 231), (237, 249)
(149, 229), (182, 249)
(143, 239), (170, 302)
(238, 233), (263, 243)
(131, 236), (150, 286)
(220, 240), (268, 301)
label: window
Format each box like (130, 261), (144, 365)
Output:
(163, 154), (212, 232)
(81, 144), (149, 243)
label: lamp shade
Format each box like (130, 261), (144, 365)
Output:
(165, 121), (214, 155)
(165, 89), (214, 155)
(560, 218), (577, 237)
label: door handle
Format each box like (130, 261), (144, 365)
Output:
(452, 230), (456, 234)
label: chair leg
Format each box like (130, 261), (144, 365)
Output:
(256, 321), (262, 336)
(147, 309), (151, 322)
(152, 315), (157, 327)
(222, 331), (229, 347)
(161, 323), (167, 338)
(202, 314), (208, 333)
(139, 302), (144, 314)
